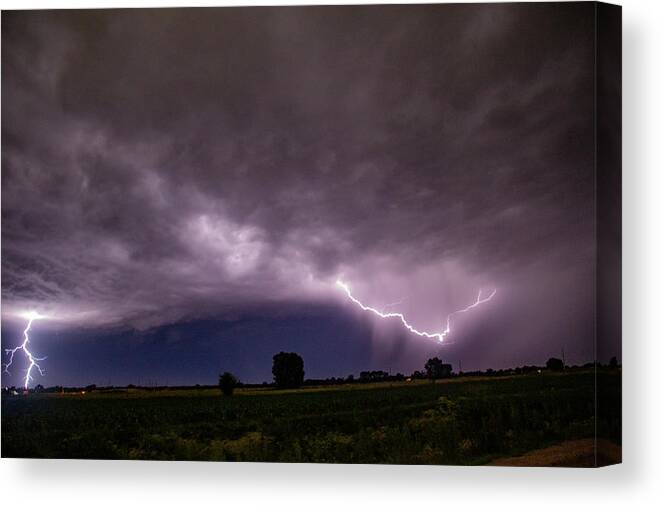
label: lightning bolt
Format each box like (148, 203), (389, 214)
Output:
(3, 311), (47, 390)
(336, 280), (496, 342)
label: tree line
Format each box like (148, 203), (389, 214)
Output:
(217, 352), (620, 396)
(3, 352), (618, 396)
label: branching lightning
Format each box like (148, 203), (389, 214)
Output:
(3, 311), (47, 390)
(336, 280), (496, 342)
(381, 297), (408, 310)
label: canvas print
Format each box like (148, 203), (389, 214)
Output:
(1, 2), (621, 466)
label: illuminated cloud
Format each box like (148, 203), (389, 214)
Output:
(1, 4), (616, 380)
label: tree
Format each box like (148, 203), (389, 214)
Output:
(359, 370), (388, 382)
(546, 357), (564, 371)
(424, 357), (452, 379)
(218, 372), (238, 396)
(609, 356), (619, 368)
(272, 352), (304, 388)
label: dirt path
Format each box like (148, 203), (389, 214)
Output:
(489, 439), (621, 467)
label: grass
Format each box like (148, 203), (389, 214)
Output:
(1, 369), (621, 464)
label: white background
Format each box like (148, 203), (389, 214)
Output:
(0, 0), (659, 505)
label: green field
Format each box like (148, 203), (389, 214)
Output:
(1, 370), (621, 465)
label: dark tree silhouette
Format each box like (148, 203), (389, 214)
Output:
(546, 357), (564, 371)
(359, 370), (388, 382)
(218, 372), (238, 396)
(424, 357), (452, 379)
(609, 356), (619, 368)
(272, 352), (305, 388)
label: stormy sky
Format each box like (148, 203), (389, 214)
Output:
(1, 4), (617, 386)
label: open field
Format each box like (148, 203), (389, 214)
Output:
(1, 370), (621, 465)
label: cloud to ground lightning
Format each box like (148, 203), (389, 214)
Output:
(3, 311), (47, 389)
(336, 280), (496, 342)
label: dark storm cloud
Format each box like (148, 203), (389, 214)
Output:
(2, 4), (603, 366)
